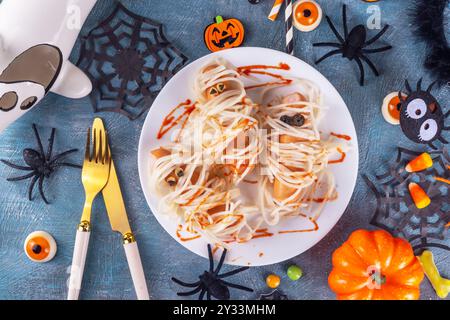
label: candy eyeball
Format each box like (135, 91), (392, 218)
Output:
(24, 231), (57, 263)
(293, 0), (323, 32)
(382, 92), (406, 125)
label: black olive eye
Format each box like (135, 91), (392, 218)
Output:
(291, 114), (305, 127)
(280, 115), (291, 125)
(419, 119), (438, 142)
(217, 83), (226, 93)
(406, 98), (427, 119)
(175, 167), (184, 177)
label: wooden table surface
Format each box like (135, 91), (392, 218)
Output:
(0, 0), (448, 300)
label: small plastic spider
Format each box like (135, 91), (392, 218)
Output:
(172, 244), (253, 300)
(1, 124), (81, 204)
(313, 5), (392, 86)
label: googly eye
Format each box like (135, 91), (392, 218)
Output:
(419, 119), (438, 142)
(293, 0), (323, 32)
(382, 92), (404, 125)
(406, 98), (427, 119)
(24, 231), (57, 263)
(217, 83), (226, 93)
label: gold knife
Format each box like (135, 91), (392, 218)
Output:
(93, 118), (150, 300)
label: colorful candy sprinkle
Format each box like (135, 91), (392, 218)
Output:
(266, 274), (281, 289)
(287, 265), (303, 281)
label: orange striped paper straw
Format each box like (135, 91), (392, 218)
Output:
(268, 0), (284, 21)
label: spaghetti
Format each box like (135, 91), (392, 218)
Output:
(149, 58), (349, 245)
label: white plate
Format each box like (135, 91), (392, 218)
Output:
(138, 47), (359, 266)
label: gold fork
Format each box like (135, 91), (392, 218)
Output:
(68, 122), (111, 300)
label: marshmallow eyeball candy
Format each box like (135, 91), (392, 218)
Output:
(382, 92), (404, 125)
(293, 0), (323, 32)
(24, 231), (57, 263)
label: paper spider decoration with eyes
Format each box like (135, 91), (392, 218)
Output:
(77, 3), (188, 120)
(397, 79), (449, 149)
(313, 5), (392, 86)
(363, 147), (449, 254)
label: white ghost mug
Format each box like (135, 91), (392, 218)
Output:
(0, 0), (98, 132)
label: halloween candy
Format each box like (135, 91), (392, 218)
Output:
(381, 92), (402, 125)
(408, 182), (431, 209)
(418, 250), (450, 299)
(405, 153), (433, 172)
(24, 231), (57, 263)
(293, 0), (322, 32)
(266, 274), (281, 289)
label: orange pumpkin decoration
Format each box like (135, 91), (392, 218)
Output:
(328, 229), (424, 300)
(204, 16), (245, 52)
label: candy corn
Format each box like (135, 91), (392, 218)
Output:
(408, 182), (431, 209)
(405, 153), (433, 173)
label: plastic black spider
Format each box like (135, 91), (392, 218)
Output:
(1, 124), (81, 204)
(363, 147), (449, 254)
(313, 5), (392, 86)
(171, 244), (253, 300)
(77, 2), (188, 120)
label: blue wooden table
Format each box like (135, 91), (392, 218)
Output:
(0, 0), (448, 300)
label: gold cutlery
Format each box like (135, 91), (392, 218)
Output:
(68, 121), (111, 300)
(97, 118), (149, 300)
(67, 118), (149, 300)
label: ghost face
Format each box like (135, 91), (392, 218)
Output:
(399, 90), (444, 145)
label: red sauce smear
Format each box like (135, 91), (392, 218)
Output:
(331, 132), (351, 141)
(279, 215), (319, 234)
(237, 63), (293, 90)
(252, 231), (274, 239)
(258, 252), (264, 257)
(157, 99), (196, 139)
(176, 224), (201, 242)
(328, 147), (346, 164)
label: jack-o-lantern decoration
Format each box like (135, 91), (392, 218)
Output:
(204, 16), (245, 52)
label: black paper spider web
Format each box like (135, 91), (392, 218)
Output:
(77, 2), (188, 120)
(363, 147), (449, 254)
